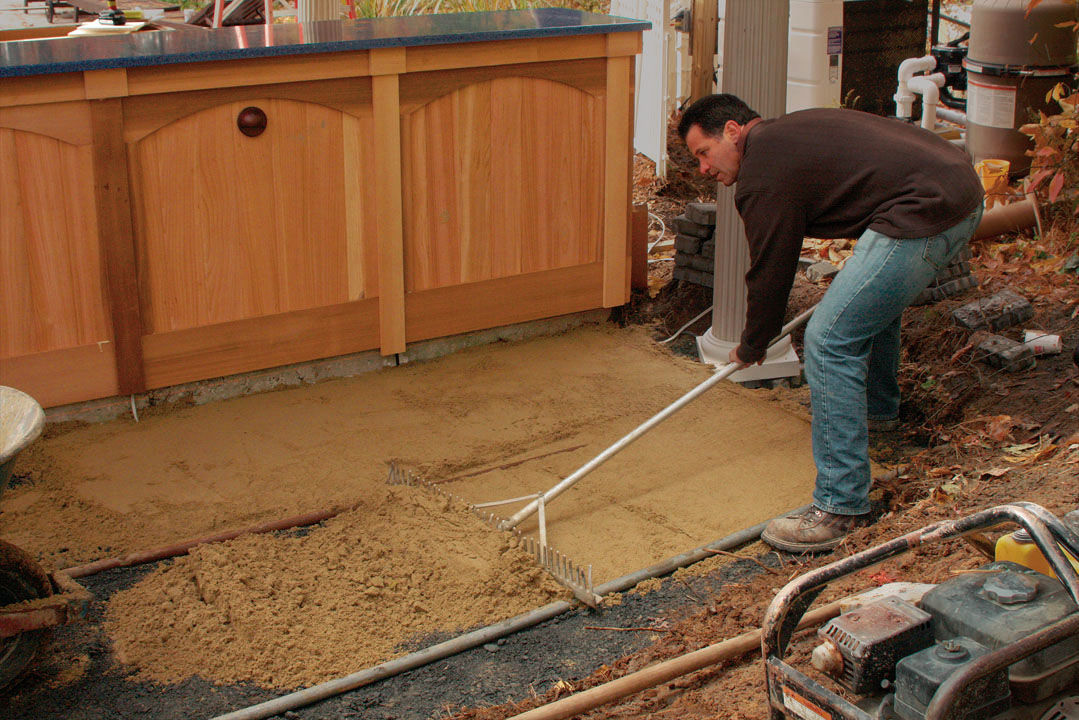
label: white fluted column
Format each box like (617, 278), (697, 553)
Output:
(697, 0), (802, 382)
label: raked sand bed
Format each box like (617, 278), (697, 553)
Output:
(3, 323), (815, 687)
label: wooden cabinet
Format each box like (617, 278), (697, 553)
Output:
(0, 21), (642, 408)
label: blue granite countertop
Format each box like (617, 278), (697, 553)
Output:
(0, 9), (649, 78)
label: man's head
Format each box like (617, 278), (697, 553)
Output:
(677, 94), (760, 186)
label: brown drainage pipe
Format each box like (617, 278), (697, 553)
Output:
(208, 510), (808, 720)
(61, 505), (355, 579)
(974, 195), (1041, 241)
(508, 598), (843, 720)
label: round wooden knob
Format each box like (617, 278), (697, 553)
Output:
(237, 106), (267, 137)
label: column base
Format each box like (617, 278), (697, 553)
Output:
(696, 329), (802, 383)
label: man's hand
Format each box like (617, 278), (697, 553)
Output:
(728, 346), (763, 366)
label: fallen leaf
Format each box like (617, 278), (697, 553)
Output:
(868, 570), (899, 585)
(979, 467), (1012, 479)
(986, 415), (1017, 443)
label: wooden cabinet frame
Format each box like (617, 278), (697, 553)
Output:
(0, 30), (641, 407)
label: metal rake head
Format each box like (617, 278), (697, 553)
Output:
(386, 462), (600, 607)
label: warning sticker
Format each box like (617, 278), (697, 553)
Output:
(826, 26), (843, 55)
(967, 79), (1017, 129)
(782, 686), (833, 720)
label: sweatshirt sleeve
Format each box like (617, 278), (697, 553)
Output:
(733, 190), (806, 364)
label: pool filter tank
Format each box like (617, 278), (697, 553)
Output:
(964, 0), (1078, 173)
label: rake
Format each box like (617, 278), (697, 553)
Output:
(386, 463), (601, 607)
(497, 305), (817, 530)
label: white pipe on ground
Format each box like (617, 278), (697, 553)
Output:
(908, 72), (946, 130)
(894, 55), (937, 119)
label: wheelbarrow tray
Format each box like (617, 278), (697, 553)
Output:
(0, 386), (45, 501)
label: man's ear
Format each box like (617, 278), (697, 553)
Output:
(722, 120), (742, 143)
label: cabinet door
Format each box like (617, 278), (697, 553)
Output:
(0, 103), (119, 407)
(402, 74), (603, 293)
(127, 85), (380, 389)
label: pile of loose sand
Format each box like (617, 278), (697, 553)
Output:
(106, 483), (563, 689)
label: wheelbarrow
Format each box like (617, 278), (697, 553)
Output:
(0, 386), (91, 691)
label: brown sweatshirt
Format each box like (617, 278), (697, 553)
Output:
(734, 108), (984, 363)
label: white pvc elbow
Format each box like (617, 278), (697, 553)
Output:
(894, 55), (938, 119)
(908, 73), (945, 130)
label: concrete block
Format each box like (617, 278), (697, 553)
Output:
(973, 333), (1036, 372)
(689, 255), (715, 272)
(953, 288), (1034, 331)
(672, 214), (714, 239)
(798, 256), (816, 270)
(674, 234), (701, 254)
(911, 274), (979, 306)
(674, 252), (691, 267)
(701, 239), (715, 259)
(678, 268), (714, 288)
(934, 260), (971, 282)
(684, 202), (717, 226)
(805, 261), (840, 282)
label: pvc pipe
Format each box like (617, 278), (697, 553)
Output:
(501, 305), (818, 530)
(208, 516), (795, 720)
(507, 598), (844, 720)
(936, 106), (966, 127)
(974, 195), (1041, 240)
(894, 55), (937, 119)
(907, 73), (945, 130)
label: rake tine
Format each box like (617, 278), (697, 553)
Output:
(387, 462), (602, 606)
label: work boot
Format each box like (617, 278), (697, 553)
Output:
(761, 507), (869, 554)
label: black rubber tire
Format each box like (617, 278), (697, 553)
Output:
(0, 540), (52, 692)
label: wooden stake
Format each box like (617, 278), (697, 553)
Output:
(689, 0), (718, 102)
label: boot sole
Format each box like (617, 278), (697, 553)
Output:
(760, 528), (844, 554)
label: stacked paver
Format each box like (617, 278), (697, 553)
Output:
(953, 288), (1038, 372)
(911, 246), (979, 305)
(672, 202), (717, 288)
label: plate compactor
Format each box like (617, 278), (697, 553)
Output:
(763, 503), (1079, 720)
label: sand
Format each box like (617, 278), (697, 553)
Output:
(2, 323), (816, 687)
(104, 485), (564, 688)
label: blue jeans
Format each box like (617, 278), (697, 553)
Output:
(804, 206), (983, 515)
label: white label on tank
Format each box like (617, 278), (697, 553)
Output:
(782, 686), (833, 720)
(968, 79), (1017, 129)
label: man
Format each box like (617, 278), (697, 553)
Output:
(678, 94), (984, 553)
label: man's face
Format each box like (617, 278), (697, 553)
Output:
(685, 121), (741, 186)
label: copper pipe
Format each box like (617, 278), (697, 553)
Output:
(507, 599), (843, 720)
